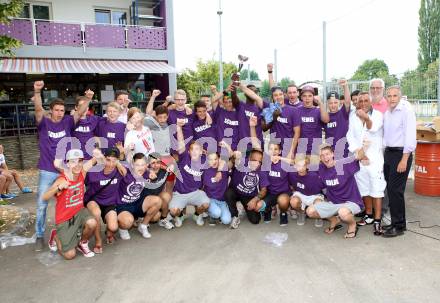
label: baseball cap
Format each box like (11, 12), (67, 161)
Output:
(326, 91), (340, 100)
(66, 149), (84, 161)
(149, 152), (162, 161)
(103, 147), (120, 158)
(300, 85), (315, 96)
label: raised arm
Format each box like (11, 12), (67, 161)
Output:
(73, 97), (91, 124)
(32, 81), (45, 125)
(116, 160), (127, 176)
(249, 116), (262, 151)
(176, 119), (186, 154)
(267, 63), (275, 88)
(338, 79), (351, 112)
(147, 89), (161, 116)
(316, 96), (330, 123)
(210, 85), (221, 111)
(239, 83), (264, 109)
(287, 125), (300, 159)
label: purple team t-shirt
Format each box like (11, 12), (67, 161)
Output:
(73, 115), (101, 159)
(192, 117), (217, 153)
(297, 106), (324, 154)
(325, 107), (349, 157)
(174, 152), (206, 194)
(231, 165), (270, 197)
(263, 161), (290, 194)
(202, 167), (228, 200)
(214, 107), (239, 151)
(167, 109), (194, 153)
(288, 171), (324, 196)
(117, 170), (150, 205)
(270, 105), (300, 151)
(84, 168), (123, 206)
(95, 119), (126, 149)
(37, 115), (75, 173)
(318, 158), (363, 207)
(236, 102), (265, 148)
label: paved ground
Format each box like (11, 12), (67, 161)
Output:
(0, 181), (439, 303)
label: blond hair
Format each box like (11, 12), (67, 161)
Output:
(107, 101), (121, 112)
(174, 89), (187, 98)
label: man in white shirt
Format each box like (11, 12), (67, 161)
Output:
(346, 91), (386, 235)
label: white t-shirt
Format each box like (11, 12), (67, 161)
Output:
(0, 154), (5, 166)
(347, 108), (384, 164)
(124, 126), (155, 156)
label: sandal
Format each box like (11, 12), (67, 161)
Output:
(93, 245), (103, 254)
(373, 221), (383, 236)
(324, 224), (343, 234)
(106, 232), (116, 244)
(344, 226), (359, 239)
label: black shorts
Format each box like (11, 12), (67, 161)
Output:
(263, 192), (292, 209)
(85, 200), (116, 223)
(116, 190), (149, 219)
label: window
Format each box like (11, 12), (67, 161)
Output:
(19, 3), (50, 20)
(95, 9), (127, 25)
(112, 11), (127, 25)
(95, 9), (111, 24)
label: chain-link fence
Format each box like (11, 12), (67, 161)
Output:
(322, 79), (439, 118)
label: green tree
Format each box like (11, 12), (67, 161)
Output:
(177, 59), (237, 102)
(350, 59), (398, 90)
(259, 80), (271, 98)
(401, 59), (439, 99)
(279, 77), (294, 92)
(240, 69), (260, 81)
(418, 0), (440, 71)
(0, 0), (24, 57)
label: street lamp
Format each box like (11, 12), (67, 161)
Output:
(217, 0), (223, 91)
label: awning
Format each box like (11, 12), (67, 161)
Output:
(0, 58), (177, 74)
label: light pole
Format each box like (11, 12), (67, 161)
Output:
(322, 21), (327, 102)
(217, 0), (224, 91)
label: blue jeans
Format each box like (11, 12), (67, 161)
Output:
(208, 199), (232, 225)
(36, 170), (59, 238)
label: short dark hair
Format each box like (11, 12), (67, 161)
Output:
(75, 96), (89, 107)
(351, 90), (360, 98)
(249, 148), (263, 158)
(200, 94), (210, 99)
(49, 98), (65, 109)
(115, 90), (129, 99)
(133, 153), (146, 162)
(155, 105), (168, 116)
(194, 100), (207, 110)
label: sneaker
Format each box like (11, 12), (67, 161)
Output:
(289, 209), (298, 219)
(35, 237), (45, 252)
(279, 212), (288, 226)
(1, 194), (14, 200)
(118, 228), (131, 240)
(201, 212), (209, 218)
(5, 193), (17, 198)
(263, 211), (271, 223)
(138, 223), (151, 239)
(314, 218), (323, 228)
(76, 240), (95, 258)
(208, 217), (217, 226)
(158, 218), (174, 230)
(230, 216), (240, 229)
(357, 215), (374, 226)
(237, 203), (246, 217)
(297, 212), (306, 225)
(174, 215), (184, 228)
(194, 214), (205, 226)
(22, 187), (33, 193)
(373, 221), (383, 236)
(48, 229), (57, 252)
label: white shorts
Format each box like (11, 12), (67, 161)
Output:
(169, 190), (210, 210)
(314, 201), (362, 219)
(291, 191), (324, 210)
(355, 164), (386, 198)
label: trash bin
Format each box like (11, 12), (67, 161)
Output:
(414, 141), (440, 196)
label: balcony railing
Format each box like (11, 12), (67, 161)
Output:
(0, 18), (167, 50)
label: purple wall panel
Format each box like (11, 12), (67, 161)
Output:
(0, 19), (33, 45)
(85, 24), (125, 48)
(36, 21), (82, 46)
(127, 27), (166, 50)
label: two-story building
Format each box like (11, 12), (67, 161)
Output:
(0, 0), (176, 169)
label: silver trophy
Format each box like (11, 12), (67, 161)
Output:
(232, 54), (249, 85)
